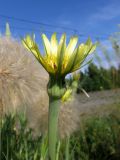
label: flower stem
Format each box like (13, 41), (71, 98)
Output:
(48, 97), (61, 160)
(65, 136), (70, 160)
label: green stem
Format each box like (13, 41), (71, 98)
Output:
(65, 136), (70, 160)
(48, 97), (60, 160)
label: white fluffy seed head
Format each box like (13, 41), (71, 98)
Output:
(0, 36), (80, 139)
(27, 97), (80, 139)
(0, 36), (48, 113)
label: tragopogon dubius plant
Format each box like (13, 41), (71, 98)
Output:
(22, 33), (96, 160)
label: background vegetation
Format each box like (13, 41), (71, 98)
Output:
(78, 63), (120, 92)
(1, 105), (120, 160)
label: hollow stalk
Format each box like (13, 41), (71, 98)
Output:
(48, 77), (65, 160)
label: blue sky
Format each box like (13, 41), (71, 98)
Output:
(0, 0), (120, 41)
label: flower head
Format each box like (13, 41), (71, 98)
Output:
(22, 33), (96, 77)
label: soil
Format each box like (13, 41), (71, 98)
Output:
(75, 88), (120, 117)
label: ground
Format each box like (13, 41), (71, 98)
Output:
(75, 88), (120, 117)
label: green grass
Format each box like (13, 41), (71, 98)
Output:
(0, 104), (120, 160)
(0, 114), (45, 160)
(70, 115), (120, 160)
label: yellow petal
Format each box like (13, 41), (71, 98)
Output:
(51, 33), (58, 56)
(22, 36), (39, 59)
(71, 45), (88, 70)
(22, 35), (50, 73)
(59, 33), (66, 47)
(63, 48), (78, 74)
(22, 35), (32, 50)
(42, 34), (51, 56)
(74, 44), (87, 64)
(85, 38), (96, 55)
(85, 37), (92, 46)
(62, 36), (78, 72)
(22, 39), (31, 52)
(65, 36), (78, 57)
(68, 42), (94, 73)
(89, 44), (96, 54)
(57, 34), (66, 73)
(57, 33), (66, 63)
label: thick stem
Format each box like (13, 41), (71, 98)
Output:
(48, 97), (61, 160)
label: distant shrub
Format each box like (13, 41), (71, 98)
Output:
(77, 63), (120, 92)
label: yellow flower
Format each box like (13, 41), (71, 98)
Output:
(22, 33), (96, 76)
